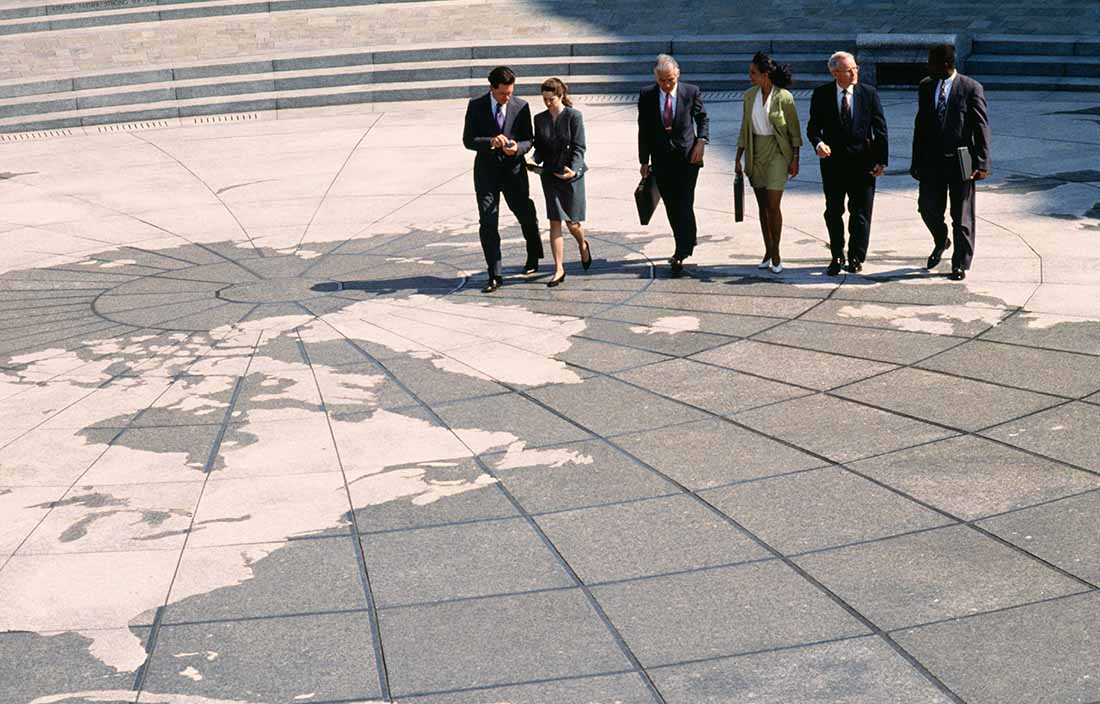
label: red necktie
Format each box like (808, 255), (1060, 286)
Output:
(663, 92), (673, 131)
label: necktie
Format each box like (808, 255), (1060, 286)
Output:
(495, 102), (504, 130)
(840, 89), (852, 130)
(936, 81), (948, 125)
(662, 92), (673, 131)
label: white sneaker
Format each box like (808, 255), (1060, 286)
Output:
(757, 258), (770, 269)
(770, 263), (784, 274)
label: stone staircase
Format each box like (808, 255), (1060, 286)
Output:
(967, 35), (1100, 91)
(0, 35), (846, 134)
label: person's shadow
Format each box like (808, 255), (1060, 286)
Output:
(311, 275), (463, 296)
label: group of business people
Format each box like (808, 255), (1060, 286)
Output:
(462, 43), (991, 292)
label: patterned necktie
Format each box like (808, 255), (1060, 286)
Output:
(495, 102), (504, 130)
(840, 89), (852, 130)
(936, 80), (948, 125)
(663, 92), (673, 131)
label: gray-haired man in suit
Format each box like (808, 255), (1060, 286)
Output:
(911, 43), (991, 281)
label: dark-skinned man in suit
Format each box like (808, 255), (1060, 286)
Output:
(911, 43), (991, 281)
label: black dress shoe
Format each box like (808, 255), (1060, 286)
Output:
(481, 277), (503, 293)
(926, 238), (952, 269)
(847, 258), (863, 274)
(826, 258), (844, 276)
(546, 272), (566, 288)
(581, 241), (592, 271)
(523, 260), (539, 275)
(949, 267), (966, 281)
(669, 257), (684, 277)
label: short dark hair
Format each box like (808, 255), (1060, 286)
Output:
(928, 44), (956, 69)
(488, 66), (516, 88)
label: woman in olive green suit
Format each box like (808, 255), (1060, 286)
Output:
(736, 52), (801, 273)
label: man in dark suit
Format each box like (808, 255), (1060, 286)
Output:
(911, 43), (991, 281)
(463, 66), (542, 293)
(638, 54), (709, 277)
(807, 51), (888, 275)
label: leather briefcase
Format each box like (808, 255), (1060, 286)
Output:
(635, 173), (661, 226)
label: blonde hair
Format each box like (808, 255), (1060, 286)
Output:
(540, 77), (573, 107)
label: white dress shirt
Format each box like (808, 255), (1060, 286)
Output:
(752, 88), (774, 136)
(836, 83), (855, 122)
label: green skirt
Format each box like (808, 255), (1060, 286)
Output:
(749, 134), (789, 191)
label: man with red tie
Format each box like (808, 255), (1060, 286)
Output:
(638, 54), (710, 277)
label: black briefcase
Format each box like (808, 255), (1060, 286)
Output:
(734, 173), (745, 222)
(635, 173), (661, 226)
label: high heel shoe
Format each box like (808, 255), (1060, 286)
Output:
(547, 272), (566, 288)
(581, 241), (592, 270)
(757, 257), (770, 270)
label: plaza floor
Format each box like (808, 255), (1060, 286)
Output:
(2, 90), (1100, 704)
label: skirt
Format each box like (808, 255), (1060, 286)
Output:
(541, 172), (586, 222)
(749, 134), (789, 191)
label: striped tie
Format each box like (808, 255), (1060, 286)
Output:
(936, 81), (948, 125)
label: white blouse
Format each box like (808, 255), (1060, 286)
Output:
(752, 88), (775, 136)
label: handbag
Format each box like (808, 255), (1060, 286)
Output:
(634, 172), (661, 226)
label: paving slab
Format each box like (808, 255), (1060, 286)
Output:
(893, 593), (1100, 704)
(489, 438), (679, 514)
(733, 394), (956, 464)
(614, 417), (827, 490)
(143, 611), (383, 701)
(535, 494), (770, 583)
(849, 435), (1100, 520)
(363, 517), (573, 606)
(590, 561), (870, 667)
(834, 367), (1065, 431)
(379, 590), (632, 696)
(978, 490), (1100, 584)
(651, 636), (953, 704)
(794, 525), (1086, 630)
(701, 466), (952, 554)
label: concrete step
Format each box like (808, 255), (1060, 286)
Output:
(0, 0), (436, 36)
(968, 54), (1100, 78)
(975, 74), (1100, 92)
(0, 54), (838, 120)
(972, 34), (1100, 57)
(0, 71), (836, 133)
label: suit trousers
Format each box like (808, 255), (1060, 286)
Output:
(476, 165), (543, 278)
(917, 156), (976, 270)
(654, 162), (700, 260)
(821, 157), (876, 263)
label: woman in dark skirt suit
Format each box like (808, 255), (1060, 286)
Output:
(532, 77), (591, 287)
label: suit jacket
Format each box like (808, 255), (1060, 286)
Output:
(463, 92), (534, 183)
(738, 86), (802, 181)
(911, 72), (991, 177)
(637, 82), (709, 168)
(806, 81), (888, 168)
(533, 106), (586, 176)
